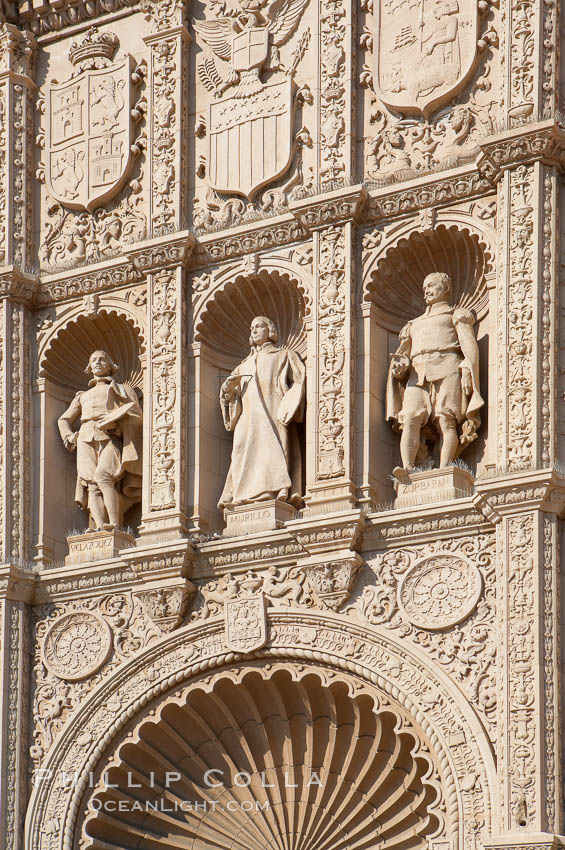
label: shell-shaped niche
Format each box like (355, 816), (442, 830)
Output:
(39, 311), (144, 393)
(366, 225), (493, 333)
(195, 272), (308, 367)
(81, 667), (446, 850)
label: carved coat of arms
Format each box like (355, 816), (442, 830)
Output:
(375, 0), (478, 118)
(46, 28), (136, 212)
(195, 0), (309, 199)
(225, 594), (267, 652)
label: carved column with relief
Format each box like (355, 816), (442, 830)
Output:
(0, 24), (36, 567)
(496, 162), (558, 474)
(480, 494), (562, 840)
(139, 263), (190, 541)
(0, 573), (35, 850)
(318, 0), (355, 187)
(486, 160), (562, 840)
(304, 223), (357, 512)
(502, 0), (558, 126)
(143, 1), (191, 236)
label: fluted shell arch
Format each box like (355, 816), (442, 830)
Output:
(80, 666), (446, 850)
(194, 271), (309, 366)
(39, 310), (144, 392)
(365, 224), (493, 333)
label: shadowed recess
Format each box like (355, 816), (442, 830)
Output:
(366, 225), (492, 332)
(80, 667), (446, 850)
(194, 272), (308, 367)
(39, 311), (144, 393)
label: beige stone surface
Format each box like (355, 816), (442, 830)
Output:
(0, 0), (562, 848)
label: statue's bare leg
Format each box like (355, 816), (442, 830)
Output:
(399, 420), (421, 470)
(437, 414), (459, 467)
(87, 483), (107, 531)
(96, 470), (120, 530)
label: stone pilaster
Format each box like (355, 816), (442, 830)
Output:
(496, 162), (559, 472)
(502, 0), (559, 125)
(139, 265), (190, 541)
(473, 476), (564, 843)
(0, 298), (31, 565)
(144, 7), (191, 236)
(0, 24), (36, 273)
(0, 568), (35, 850)
(318, 0), (355, 188)
(305, 223), (356, 512)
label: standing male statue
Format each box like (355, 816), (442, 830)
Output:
(386, 272), (483, 476)
(218, 316), (305, 509)
(58, 350), (143, 531)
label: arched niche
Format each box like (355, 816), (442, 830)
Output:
(189, 268), (311, 531)
(24, 611), (496, 850)
(358, 221), (496, 505)
(81, 667), (446, 849)
(34, 309), (145, 565)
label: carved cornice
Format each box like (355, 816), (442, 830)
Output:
(195, 214), (307, 265)
(0, 22), (36, 76)
(366, 167), (493, 224)
(0, 564), (36, 603)
(0, 268), (38, 303)
(477, 121), (565, 180)
(36, 259), (142, 306)
(289, 185), (368, 231)
(125, 232), (195, 273)
(122, 539), (195, 580)
(288, 509), (366, 557)
(475, 468), (565, 515)
(20, 0), (140, 39)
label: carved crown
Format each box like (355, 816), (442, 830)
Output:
(69, 27), (119, 68)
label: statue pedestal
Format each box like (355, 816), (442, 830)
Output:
(65, 529), (136, 565)
(223, 500), (297, 537)
(394, 467), (475, 508)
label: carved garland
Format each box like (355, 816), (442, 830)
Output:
(150, 269), (178, 510)
(506, 513), (536, 828)
(316, 225), (347, 479)
(319, 0), (348, 187)
(507, 165), (534, 470)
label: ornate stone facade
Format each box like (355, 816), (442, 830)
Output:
(0, 1), (563, 849)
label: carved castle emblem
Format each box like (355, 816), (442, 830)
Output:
(224, 594), (268, 652)
(46, 28), (139, 212)
(194, 0), (309, 199)
(375, 0), (479, 118)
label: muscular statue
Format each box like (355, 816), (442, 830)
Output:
(218, 316), (305, 509)
(386, 272), (483, 476)
(58, 350), (143, 531)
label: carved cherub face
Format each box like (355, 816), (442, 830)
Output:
(422, 273), (451, 305)
(87, 350), (115, 379)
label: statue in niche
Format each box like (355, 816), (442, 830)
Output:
(386, 272), (483, 476)
(218, 316), (305, 510)
(58, 350), (143, 531)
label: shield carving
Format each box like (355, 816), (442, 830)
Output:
(47, 57), (134, 212)
(208, 78), (294, 200)
(374, 0), (479, 119)
(224, 594), (267, 653)
(232, 27), (269, 72)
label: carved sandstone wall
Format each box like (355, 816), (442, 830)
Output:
(0, 1), (562, 849)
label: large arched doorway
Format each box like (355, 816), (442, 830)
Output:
(80, 665), (446, 849)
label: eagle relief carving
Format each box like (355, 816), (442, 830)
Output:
(194, 0), (311, 200)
